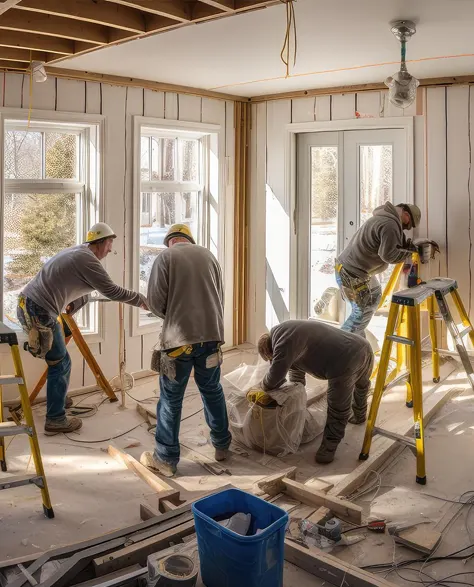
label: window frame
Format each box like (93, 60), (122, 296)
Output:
(0, 108), (105, 342)
(132, 116), (225, 336)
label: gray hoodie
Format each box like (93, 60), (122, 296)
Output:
(338, 202), (412, 278)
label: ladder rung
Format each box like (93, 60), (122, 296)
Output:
(0, 375), (23, 385)
(0, 475), (44, 491)
(457, 326), (472, 339)
(0, 422), (32, 437)
(373, 426), (416, 448)
(387, 335), (415, 346)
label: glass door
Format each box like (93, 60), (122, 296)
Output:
(296, 128), (408, 326)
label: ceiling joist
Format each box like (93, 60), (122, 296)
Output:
(0, 30), (76, 54)
(0, 46), (47, 62)
(104, 0), (191, 22)
(14, 0), (146, 33)
(198, 0), (234, 11)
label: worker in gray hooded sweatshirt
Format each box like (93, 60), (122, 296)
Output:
(258, 320), (373, 464)
(336, 202), (421, 336)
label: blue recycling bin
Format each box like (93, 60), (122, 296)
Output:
(192, 488), (288, 587)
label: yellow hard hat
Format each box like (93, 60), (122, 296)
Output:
(164, 223), (195, 247)
(84, 222), (117, 244)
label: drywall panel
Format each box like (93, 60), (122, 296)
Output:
(447, 85), (471, 309)
(3, 73), (23, 108)
(164, 92), (178, 120)
(356, 91), (381, 118)
(144, 90), (164, 118)
(23, 76), (56, 111)
(178, 94), (202, 122)
(413, 114), (427, 239)
(202, 98), (225, 126)
(315, 95), (331, 121)
(56, 78), (86, 113)
(86, 81), (102, 115)
(291, 97), (315, 123)
(331, 93), (355, 120)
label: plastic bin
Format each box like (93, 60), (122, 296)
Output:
(192, 488), (288, 587)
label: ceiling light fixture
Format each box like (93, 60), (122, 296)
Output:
(385, 20), (419, 109)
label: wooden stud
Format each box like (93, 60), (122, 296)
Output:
(256, 467), (297, 496)
(0, 30), (75, 54)
(0, 11), (110, 45)
(104, 0), (191, 21)
(14, 0), (146, 32)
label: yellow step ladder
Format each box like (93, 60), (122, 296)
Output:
(0, 321), (54, 518)
(359, 277), (473, 485)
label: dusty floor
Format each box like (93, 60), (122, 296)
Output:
(1, 350), (473, 586)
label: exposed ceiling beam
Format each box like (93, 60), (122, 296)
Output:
(192, 3), (225, 20)
(197, 0), (234, 11)
(104, 0), (191, 22)
(0, 59), (27, 69)
(14, 0), (146, 33)
(0, 11), (109, 44)
(144, 14), (185, 34)
(0, 30), (75, 54)
(0, 46), (47, 62)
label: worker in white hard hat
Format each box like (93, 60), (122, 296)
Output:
(140, 223), (231, 478)
(17, 222), (148, 434)
(335, 202), (428, 336)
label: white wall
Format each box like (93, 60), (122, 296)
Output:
(0, 73), (235, 401)
(248, 86), (474, 344)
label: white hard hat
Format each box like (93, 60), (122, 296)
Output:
(84, 222), (117, 244)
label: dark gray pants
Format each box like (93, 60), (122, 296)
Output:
(322, 347), (374, 450)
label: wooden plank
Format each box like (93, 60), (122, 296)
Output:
(93, 520), (196, 576)
(291, 97), (315, 123)
(447, 85), (470, 310)
(414, 114), (427, 239)
(256, 467), (297, 496)
(144, 89), (165, 118)
(107, 445), (178, 495)
(86, 81), (101, 114)
(72, 565), (142, 587)
(315, 95), (331, 121)
(22, 75), (56, 111)
(3, 71), (23, 108)
(284, 540), (399, 587)
(331, 93), (355, 120)
(178, 93), (201, 122)
(356, 91), (381, 118)
(282, 478), (362, 524)
(56, 78), (86, 112)
(164, 92), (178, 120)
(394, 525), (442, 555)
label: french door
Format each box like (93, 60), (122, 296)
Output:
(296, 128), (408, 323)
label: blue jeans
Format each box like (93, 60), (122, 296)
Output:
(17, 298), (71, 421)
(335, 269), (382, 337)
(155, 342), (231, 466)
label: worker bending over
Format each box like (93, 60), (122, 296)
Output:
(258, 320), (373, 464)
(17, 223), (147, 434)
(141, 224), (231, 478)
(336, 202), (421, 336)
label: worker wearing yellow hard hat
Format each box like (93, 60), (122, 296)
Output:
(163, 223), (195, 247)
(17, 222), (148, 435)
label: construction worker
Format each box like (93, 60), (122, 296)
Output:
(17, 223), (148, 434)
(258, 320), (373, 464)
(335, 202), (422, 336)
(140, 224), (231, 478)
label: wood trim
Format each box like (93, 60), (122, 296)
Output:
(233, 101), (251, 344)
(39, 67), (244, 101)
(104, 0), (191, 21)
(14, 0), (146, 33)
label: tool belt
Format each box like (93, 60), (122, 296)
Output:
(335, 262), (375, 307)
(17, 294), (54, 360)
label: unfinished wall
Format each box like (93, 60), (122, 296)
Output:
(0, 73), (235, 401)
(248, 86), (473, 344)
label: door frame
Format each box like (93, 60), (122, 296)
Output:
(285, 116), (414, 319)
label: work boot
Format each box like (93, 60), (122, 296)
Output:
(315, 441), (337, 464)
(214, 448), (229, 462)
(65, 396), (73, 409)
(140, 451), (177, 478)
(44, 416), (83, 434)
(348, 412), (366, 425)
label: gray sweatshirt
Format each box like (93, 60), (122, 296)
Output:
(262, 320), (372, 391)
(338, 202), (412, 277)
(147, 243), (224, 350)
(22, 244), (145, 318)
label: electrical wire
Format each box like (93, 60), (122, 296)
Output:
(279, 0), (297, 78)
(62, 422), (145, 444)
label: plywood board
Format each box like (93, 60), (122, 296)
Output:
(86, 81), (101, 115)
(395, 525), (442, 555)
(331, 93), (355, 120)
(4, 72), (23, 108)
(178, 94), (202, 122)
(144, 90), (164, 118)
(315, 95), (331, 121)
(291, 97), (315, 123)
(356, 91), (381, 118)
(56, 78), (86, 113)
(164, 92), (178, 120)
(202, 97), (226, 126)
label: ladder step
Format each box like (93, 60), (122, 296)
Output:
(0, 375), (23, 385)
(0, 422), (32, 437)
(0, 474), (44, 491)
(373, 426), (416, 448)
(457, 326), (472, 339)
(387, 335), (415, 346)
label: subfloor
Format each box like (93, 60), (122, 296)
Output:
(1, 351), (474, 586)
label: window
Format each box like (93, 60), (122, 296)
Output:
(134, 119), (222, 333)
(2, 118), (101, 333)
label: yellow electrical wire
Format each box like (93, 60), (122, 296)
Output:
(280, 0), (297, 78)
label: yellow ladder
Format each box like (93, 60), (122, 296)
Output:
(359, 280), (449, 485)
(0, 321), (54, 518)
